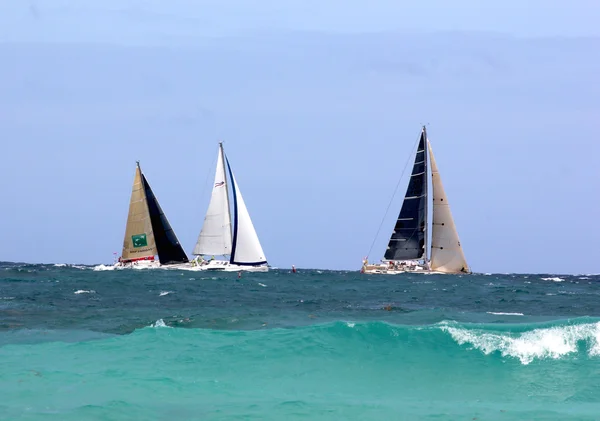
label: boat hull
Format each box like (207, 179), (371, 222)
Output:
(187, 259), (269, 272)
(113, 260), (161, 270)
(361, 262), (469, 275)
(112, 260), (191, 270)
(362, 265), (444, 275)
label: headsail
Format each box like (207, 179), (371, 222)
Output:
(428, 141), (470, 273)
(193, 143), (233, 256)
(384, 129), (428, 261)
(121, 163), (157, 262)
(226, 156), (267, 266)
(141, 173), (189, 265)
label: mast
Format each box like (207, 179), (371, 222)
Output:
(220, 142), (233, 244)
(423, 125), (429, 263)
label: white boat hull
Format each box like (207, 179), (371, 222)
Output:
(112, 260), (162, 270)
(186, 259), (269, 272)
(111, 260), (192, 270)
(361, 261), (447, 275)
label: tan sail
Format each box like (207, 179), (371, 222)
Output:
(428, 141), (470, 273)
(121, 163), (157, 261)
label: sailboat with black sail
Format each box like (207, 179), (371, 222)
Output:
(362, 127), (470, 274)
(189, 142), (268, 272)
(115, 161), (189, 269)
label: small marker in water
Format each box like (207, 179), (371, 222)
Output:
(292, 265), (297, 273)
(238, 271), (242, 279)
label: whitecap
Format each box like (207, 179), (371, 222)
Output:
(346, 322), (356, 328)
(258, 283), (267, 287)
(440, 321), (600, 365)
(74, 290), (95, 294)
(159, 291), (172, 297)
(541, 277), (564, 282)
(93, 264), (115, 271)
(151, 319), (169, 328)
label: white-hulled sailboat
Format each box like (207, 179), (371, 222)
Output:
(114, 162), (189, 269)
(362, 127), (470, 275)
(189, 143), (268, 272)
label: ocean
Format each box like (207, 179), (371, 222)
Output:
(1, 262), (599, 420)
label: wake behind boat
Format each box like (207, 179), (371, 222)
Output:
(189, 143), (268, 272)
(114, 162), (189, 269)
(362, 127), (470, 275)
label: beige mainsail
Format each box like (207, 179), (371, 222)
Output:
(121, 163), (157, 261)
(428, 141), (470, 273)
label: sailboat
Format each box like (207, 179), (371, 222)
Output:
(189, 143), (268, 272)
(361, 127), (470, 275)
(115, 161), (189, 269)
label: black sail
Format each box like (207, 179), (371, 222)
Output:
(141, 174), (189, 265)
(384, 129), (428, 261)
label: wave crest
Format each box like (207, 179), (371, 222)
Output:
(440, 320), (600, 364)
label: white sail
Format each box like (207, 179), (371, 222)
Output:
(193, 144), (233, 256)
(229, 169), (267, 265)
(428, 140), (470, 273)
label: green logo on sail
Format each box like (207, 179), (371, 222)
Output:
(132, 234), (148, 248)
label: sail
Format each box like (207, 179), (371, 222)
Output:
(141, 173), (189, 265)
(226, 157), (267, 266)
(193, 144), (233, 256)
(121, 163), (157, 261)
(428, 141), (470, 273)
(384, 129), (428, 261)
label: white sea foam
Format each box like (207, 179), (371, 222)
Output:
(74, 290), (95, 294)
(440, 321), (600, 365)
(346, 322), (356, 328)
(486, 312), (524, 316)
(151, 319), (169, 328)
(541, 277), (564, 282)
(93, 264), (115, 271)
(258, 283), (267, 287)
(159, 291), (172, 296)
(53, 263), (67, 267)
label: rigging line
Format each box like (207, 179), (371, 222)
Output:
(366, 130), (423, 260)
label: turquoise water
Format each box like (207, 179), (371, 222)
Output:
(1, 263), (599, 420)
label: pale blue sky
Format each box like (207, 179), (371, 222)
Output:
(0, 1), (598, 273)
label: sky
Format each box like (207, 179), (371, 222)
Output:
(0, 1), (598, 273)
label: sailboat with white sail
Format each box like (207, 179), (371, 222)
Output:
(189, 143), (268, 272)
(114, 162), (189, 269)
(362, 126), (470, 275)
